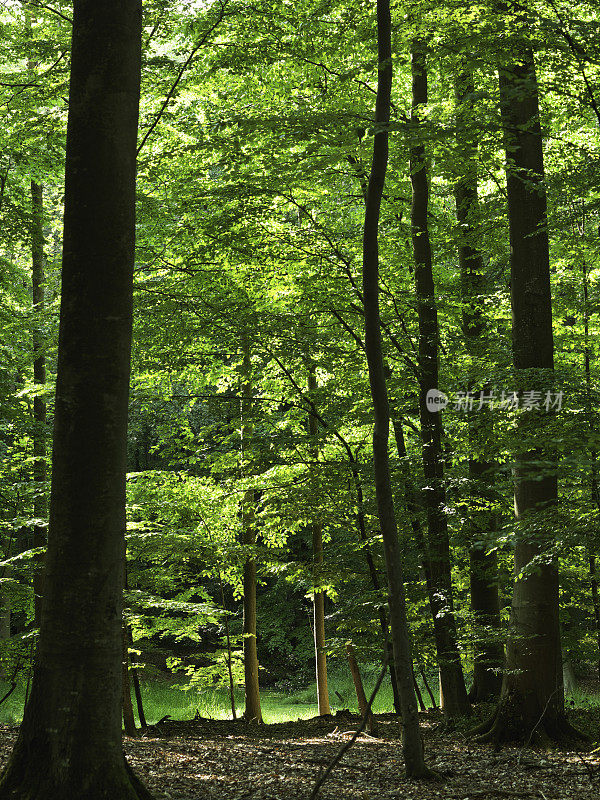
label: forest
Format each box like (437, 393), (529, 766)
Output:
(0, 0), (600, 797)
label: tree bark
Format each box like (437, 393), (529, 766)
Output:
(31, 179), (47, 627)
(580, 239), (600, 681)
(590, 557), (600, 682)
(350, 459), (402, 714)
(409, 40), (470, 719)
(454, 68), (503, 703)
(218, 571), (237, 719)
(308, 366), (331, 716)
(122, 626), (137, 737)
(241, 338), (262, 724)
(476, 23), (576, 744)
(346, 643), (376, 734)
(362, 0), (431, 777)
(127, 625), (147, 729)
(0, 1), (151, 796)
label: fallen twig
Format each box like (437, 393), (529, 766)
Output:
(309, 655), (388, 800)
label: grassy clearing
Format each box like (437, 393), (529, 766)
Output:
(127, 669), (405, 725)
(0, 670), (404, 726)
(1, 673), (597, 727)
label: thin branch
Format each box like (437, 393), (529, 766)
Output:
(22, 1), (72, 25)
(309, 655), (388, 800)
(137, 1), (227, 156)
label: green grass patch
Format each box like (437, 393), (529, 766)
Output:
(2, 673), (596, 728)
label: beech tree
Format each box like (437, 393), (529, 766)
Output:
(475, 12), (579, 743)
(0, 1), (152, 797)
(241, 336), (262, 724)
(362, 0), (431, 778)
(409, 39), (470, 719)
(308, 364), (331, 716)
(31, 179), (46, 626)
(454, 67), (503, 703)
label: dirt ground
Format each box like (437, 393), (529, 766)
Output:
(0, 709), (598, 799)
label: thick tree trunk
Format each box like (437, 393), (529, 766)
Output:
(362, 0), (431, 777)
(409, 40), (470, 719)
(476, 28), (576, 745)
(31, 179), (47, 626)
(454, 68), (503, 702)
(0, 2), (151, 797)
(308, 367), (331, 716)
(241, 340), (262, 724)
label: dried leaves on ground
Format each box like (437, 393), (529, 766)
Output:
(0, 709), (598, 799)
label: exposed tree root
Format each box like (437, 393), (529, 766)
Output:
(406, 764), (443, 781)
(0, 751), (155, 800)
(125, 757), (156, 800)
(470, 690), (588, 747)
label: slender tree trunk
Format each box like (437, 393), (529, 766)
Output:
(351, 461), (402, 714)
(454, 68), (503, 702)
(308, 366), (331, 715)
(126, 626), (147, 729)
(580, 244), (600, 681)
(241, 339), (262, 724)
(419, 666), (437, 709)
(409, 40), (470, 719)
(0, 522), (13, 651)
(476, 23), (576, 744)
(218, 571), (237, 719)
(122, 625), (137, 737)
(0, 2), (152, 796)
(590, 557), (600, 682)
(31, 179), (47, 626)
(361, 0), (431, 777)
(346, 643), (376, 734)
(0, 595), (9, 642)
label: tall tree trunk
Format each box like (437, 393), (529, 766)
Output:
(308, 366), (331, 715)
(475, 23), (576, 744)
(580, 240), (600, 680)
(0, 2), (152, 797)
(241, 338), (262, 724)
(409, 40), (470, 719)
(350, 459), (402, 714)
(590, 557), (600, 681)
(218, 570), (237, 719)
(454, 68), (503, 702)
(31, 179), (47, 626)
(362, 0), (431, 777)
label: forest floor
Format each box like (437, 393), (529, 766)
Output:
(2, 707), (598, 800)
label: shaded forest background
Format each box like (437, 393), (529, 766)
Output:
(0, 0), (600, 743)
